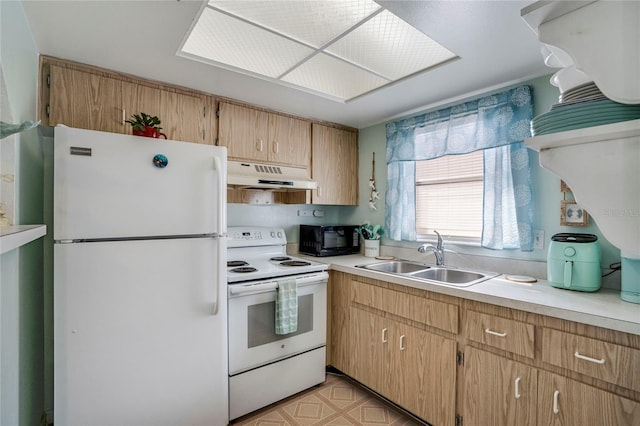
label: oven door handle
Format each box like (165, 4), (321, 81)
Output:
(230, 282), (279, 295)
(229, 272), (329, 295)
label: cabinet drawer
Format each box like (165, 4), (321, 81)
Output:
(542, 328), (640, 392)
(465, 311), (535, 358)
(351, 281), (458, 333)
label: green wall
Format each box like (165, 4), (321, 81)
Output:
(0, 1), (45, 425)
(343, 75), (621, 273)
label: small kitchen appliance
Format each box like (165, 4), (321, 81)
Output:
(299, 224), (360, 256)
(226, 227), (328, 419)
(621, 252), (640, 303)
(547, 233), (601, 292)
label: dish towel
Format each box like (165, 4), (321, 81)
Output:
(275, 279), (298, 335)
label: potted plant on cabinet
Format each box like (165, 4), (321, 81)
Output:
(125, 112), (167, 139)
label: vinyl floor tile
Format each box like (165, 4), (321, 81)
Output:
(232, 373), (423, 426)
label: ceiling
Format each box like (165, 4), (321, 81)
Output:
(22, 0), (551, 129)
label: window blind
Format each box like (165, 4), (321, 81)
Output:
(416, 151), (483, 238)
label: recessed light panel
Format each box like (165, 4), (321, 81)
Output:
(326, 10), (457, 80)
(179, 0), (458, 101)
(208, 0), (381, 48)
(282, 52), (389, 100)
(181, 7), (314, 78)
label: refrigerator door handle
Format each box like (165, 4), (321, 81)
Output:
(212, 155), (226, 315)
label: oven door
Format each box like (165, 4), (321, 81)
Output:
(227, 273), (328, 376)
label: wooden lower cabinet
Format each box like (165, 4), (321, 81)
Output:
(327, 271), (352, 375)
(464, 347), (538, 426)
(537, 371), (640, 426)
(350, 307), (456, 426)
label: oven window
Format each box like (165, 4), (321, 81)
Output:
(324, 230), (347, 248)
(247, 294), (313, 348)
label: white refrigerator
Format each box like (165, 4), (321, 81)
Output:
(53, 126), (228, 425)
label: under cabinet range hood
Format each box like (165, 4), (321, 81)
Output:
(227, 161), (316, 191)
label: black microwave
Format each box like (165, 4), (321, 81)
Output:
(299, 225), (360, 257)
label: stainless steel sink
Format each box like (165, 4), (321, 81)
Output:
(408, 267), (495, 286)
(358, 260), (430, 274)
(356, 260), (497, 287)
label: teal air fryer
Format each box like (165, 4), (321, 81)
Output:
(547, 233), (601, 292)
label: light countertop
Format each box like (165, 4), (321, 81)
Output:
(302, 254), (640, 336)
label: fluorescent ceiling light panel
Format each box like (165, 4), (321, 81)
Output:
(326, 10), (457, 80)
(179, 0), (458, 101)
(282, 52), (389, 100)
(208, 0), (381, 48)
(181, 7), (314, 77)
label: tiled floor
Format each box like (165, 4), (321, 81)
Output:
(231, 373), (423, 426)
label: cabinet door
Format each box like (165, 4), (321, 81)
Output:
(538, 371), (640, 426)
(123, 83), (210, 144)
(328, 273), (352, 374)
(349, 308), (391, 396)
(464, 347), (537, 426)
(49, 65), (124, 133)
(311, 124), (358, 205)
(395, 325), (457, 426)
(268, 113), (311, 167)
(218, 102), (268, 162)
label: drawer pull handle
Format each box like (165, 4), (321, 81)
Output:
(381, 328), (388, 343)
(485, 328), (507, 337)
(553, 390), (560, 414)
(574, 351), (605, 365)
(514, 377), (521, 399)
(399, 335), (406, 351)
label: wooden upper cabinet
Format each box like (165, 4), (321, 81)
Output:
(268, 113), (311, 168)
(48, 65), (124, 133)
(122, 82), (212, 144)
(218, 102), (269, 163)
(45, 60), (213, 144)
(311, 123), (358, 205)
(218, 102), (311, 168)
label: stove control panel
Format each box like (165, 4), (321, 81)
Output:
(227, 227), (287, 248)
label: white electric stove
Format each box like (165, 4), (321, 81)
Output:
(226, 227), (328, 420)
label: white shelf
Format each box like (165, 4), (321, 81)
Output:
(0, 225), (47, 255)
(526, 120), (640, 257)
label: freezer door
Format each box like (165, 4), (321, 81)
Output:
(54, 238), (228, 426)
(53, 126), (227, 240)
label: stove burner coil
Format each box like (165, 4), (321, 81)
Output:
(228, 261), (249, 267)
(270, 256), (291, 262)
(280, 260), (311, 267)
(230, 266), (257, 273)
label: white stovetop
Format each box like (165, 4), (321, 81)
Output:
(298, 253), (640, 336)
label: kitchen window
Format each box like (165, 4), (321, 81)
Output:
(385, 85), (534, 250)
(415, 151), (483, 239)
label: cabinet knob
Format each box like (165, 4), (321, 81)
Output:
(553, 390), (560, 414)
(272, 141), (279, 154)
(381, 328), (388, 343)
(256, 139), (264, 152)
(399, 335), (406, 351)
(514, 377), (521, 399)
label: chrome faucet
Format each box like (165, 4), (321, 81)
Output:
(418, 230), (445, 266)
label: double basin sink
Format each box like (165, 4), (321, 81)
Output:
(356, 260), (498, 287)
